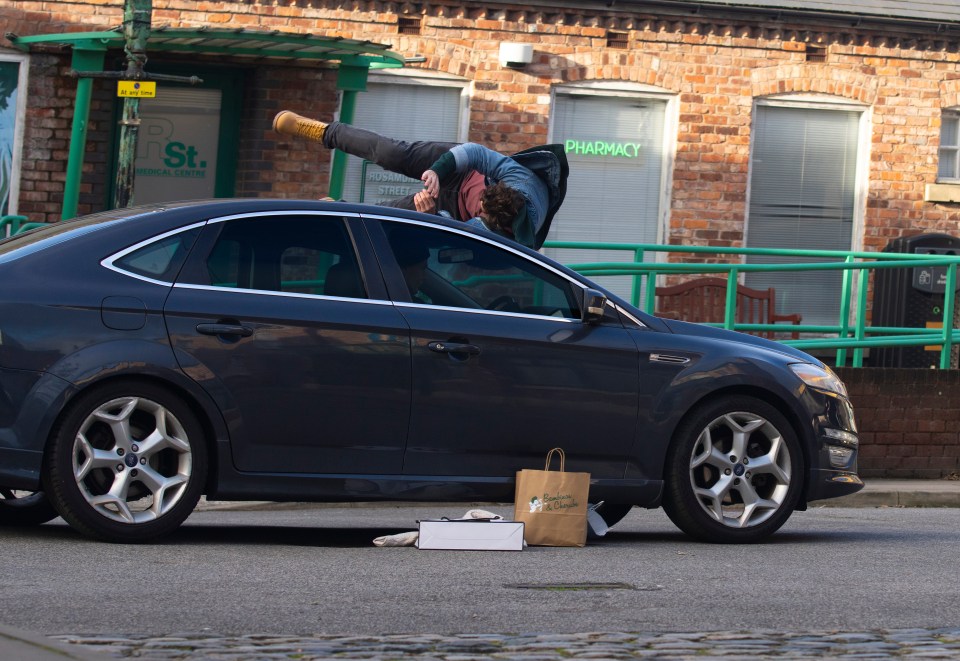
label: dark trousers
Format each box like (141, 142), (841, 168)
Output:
(323, 122), (470, 219)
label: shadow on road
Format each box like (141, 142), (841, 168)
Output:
(3, 518), (922, 548)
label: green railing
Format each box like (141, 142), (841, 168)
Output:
(5, 216), (957, 368)
(543, 240), (960, 369)
(0, 215), (47, 236)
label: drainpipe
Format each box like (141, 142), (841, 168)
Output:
(328, 61), (369, 200)
(62, 46), (106, 220)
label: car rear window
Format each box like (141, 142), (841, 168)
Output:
(112, 228), (202, 282)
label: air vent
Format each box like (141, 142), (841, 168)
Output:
(649, 353), (691, 365)
(398, 16), (421, 35)
(805, 44), (827, 63)
(607, 30), (629, 49)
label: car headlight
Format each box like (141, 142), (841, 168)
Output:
(789, 362), (848, 397)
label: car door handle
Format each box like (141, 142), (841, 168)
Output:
(196, 323), (254, 338)
(428, 341), (481, 356)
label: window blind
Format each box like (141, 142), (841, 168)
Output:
(938, 111), (959, 180)
(544, 94), (667, 301)
(339, 83), (462, 204)
(745, 105), (860, 326)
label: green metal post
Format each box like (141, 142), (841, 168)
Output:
(328, 63), (369, 200)
(835, 256), (854, 368)
(632, 248), (645, 308)
(724, 270), (738, 331)
(644, 273), (657, 314)
(62, 47), (106, 220)
(852, 268), (869, 367)
(940, 264), (957, 369)
(114, 0), (153, 209)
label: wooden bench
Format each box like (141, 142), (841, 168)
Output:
(655, 276), (802, 339)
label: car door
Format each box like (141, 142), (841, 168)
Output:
(365, 217), (641, 479)
(164, 211), (412, 474)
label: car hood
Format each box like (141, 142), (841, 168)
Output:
(659, 317), (820, 366)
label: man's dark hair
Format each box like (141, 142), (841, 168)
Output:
(480, 182), (525, 235)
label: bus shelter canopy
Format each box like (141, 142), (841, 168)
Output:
(7, 26), (406, 69)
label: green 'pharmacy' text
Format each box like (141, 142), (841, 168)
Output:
(564, 140), (643, 158)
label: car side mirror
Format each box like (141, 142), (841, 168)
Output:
(582, 288), (607, 324)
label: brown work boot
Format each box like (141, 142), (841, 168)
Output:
(273, 111), (327, 143)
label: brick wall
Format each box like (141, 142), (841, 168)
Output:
(236, 65), (340, 201)
(3, 0), (960, 236)
(837, 367), (960, 479)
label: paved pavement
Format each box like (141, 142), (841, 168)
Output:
(42, 628), (960, 658)
(814, 477), (960, 508)
(0, 623), (102, 660)
(4, 478), (959, 660)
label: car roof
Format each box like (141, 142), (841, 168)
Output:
(0, 198), (538, 265)
(2, 198), (465, 243)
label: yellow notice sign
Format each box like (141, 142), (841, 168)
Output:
(117, 81), (156, 98)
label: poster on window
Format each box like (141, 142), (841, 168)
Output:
(0, 57), (24, 217)
(133, 87), (222, 205)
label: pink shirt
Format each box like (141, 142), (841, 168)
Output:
(458, 170), (486, 221)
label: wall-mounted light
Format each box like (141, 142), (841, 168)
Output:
(499, 42), (533, 68)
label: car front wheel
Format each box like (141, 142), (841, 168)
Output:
(0, 489), (59, 526)
(44, 382), (207, 543)
(662, 395), (803, 543)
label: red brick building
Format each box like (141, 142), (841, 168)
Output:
(2, 1), (960, 476)
(3, 1), (960, 324)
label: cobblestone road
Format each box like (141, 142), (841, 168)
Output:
(57, 628), (960, 659)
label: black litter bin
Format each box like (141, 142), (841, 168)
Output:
(872, 233), (960, 368)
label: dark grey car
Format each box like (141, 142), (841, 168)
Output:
(0, 199), (861, 543)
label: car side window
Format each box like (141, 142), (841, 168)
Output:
(199, 215), (366, 298)
(385, 223), (581, 319)
(112, 228), (201, 282)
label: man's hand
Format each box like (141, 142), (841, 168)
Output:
(421, 170), (440, 197)
(413, 190), (437, 214)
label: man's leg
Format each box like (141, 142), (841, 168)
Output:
(318, 121), (471, 218)
(273, 112), (469, 218)
(322, 121), (457, 180)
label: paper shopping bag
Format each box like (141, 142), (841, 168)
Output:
(513, 447), (590, 547)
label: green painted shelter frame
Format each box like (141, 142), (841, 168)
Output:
(7, 28), (406, 219)
(104, 64), (244, 205)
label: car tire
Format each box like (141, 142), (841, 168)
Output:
(662, 395), (803, 544)
(0, 489), (59, 526)
(44, 382), (207, 543)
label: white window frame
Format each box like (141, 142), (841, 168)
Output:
(938, 108), (960, 183)
(548, 81), (678, 247)
(0, 51), (29, 217)
(348, 69), (471, 141)
(745, 94), (871, 258)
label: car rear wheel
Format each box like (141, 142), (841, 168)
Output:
(44, 382), (207, 543)
(662, 395), (803, 543)
(0, 489), (59, 526)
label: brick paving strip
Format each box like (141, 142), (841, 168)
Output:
(55, 628), (960, 659)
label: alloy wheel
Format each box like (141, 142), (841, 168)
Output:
(688, 410), (792, 529)
(70, 396), (194, 524)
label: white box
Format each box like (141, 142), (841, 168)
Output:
(418, 519), (524, 551)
